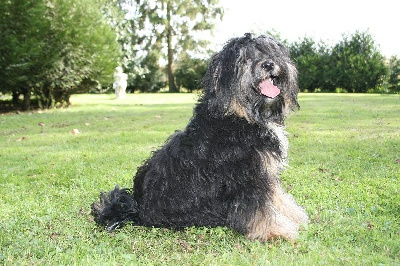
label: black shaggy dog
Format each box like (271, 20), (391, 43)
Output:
(92, 33), (309, 241)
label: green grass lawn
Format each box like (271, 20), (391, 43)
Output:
(1, 93), (399, 265)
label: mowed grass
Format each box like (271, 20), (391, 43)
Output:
(0, 93), (399, 265)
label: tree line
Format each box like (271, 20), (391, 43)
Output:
(0, 0), (399, 111)
(0, 0), (122, 110)
(0, 0), (223, 110)
(289, 31), (399, 93)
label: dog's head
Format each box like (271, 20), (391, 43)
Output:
(201, 33), (299, 125)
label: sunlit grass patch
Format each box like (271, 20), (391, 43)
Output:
(0, 93), (399, 264)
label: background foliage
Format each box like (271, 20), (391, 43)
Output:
(289, 31), (395, 93)
(0, 0), (399, 112)
(132, 0), (223, 92)
(0, 0), (121, 110)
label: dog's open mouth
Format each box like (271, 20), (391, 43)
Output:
(259, 78), (280, 98)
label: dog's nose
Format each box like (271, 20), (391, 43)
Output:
(262, 60), (275, 71)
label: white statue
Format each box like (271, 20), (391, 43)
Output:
(113, 66), (128, 100)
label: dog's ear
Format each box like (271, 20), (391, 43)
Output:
(201, 38), (239, 93)
(200, 37), (245, 116)
(205, 34), (256, 91)
(284, 61), (300, 112)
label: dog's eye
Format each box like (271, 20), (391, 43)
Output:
(262, 60), (274, 70)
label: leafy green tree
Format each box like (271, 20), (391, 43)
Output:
(290, 37), (328, 92)
(175, 54), (208, 92)
(0, 0), (55, 110)
(132, 46), (166, 92)
(101, 0), (141, 87)
(290, 32), (387, 93)
(135, 0), (223, 92)
(0, 0), (121, 109)
(386, 56), (400, 93)
(36, 0), (121, 108)
(331, 31), (386, 93)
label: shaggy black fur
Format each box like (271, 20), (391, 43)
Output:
(92, 33), (309, 241)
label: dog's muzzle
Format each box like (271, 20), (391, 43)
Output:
(258, 60), (281, 98)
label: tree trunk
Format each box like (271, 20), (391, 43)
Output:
(22, 88), (31, 111)
(166, 1), (178, 92)
(12, 90), (20, 106)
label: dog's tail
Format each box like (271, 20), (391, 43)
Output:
(91, 186), (139, 231)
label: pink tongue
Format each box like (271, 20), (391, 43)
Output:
(259, 79), (280, 98)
